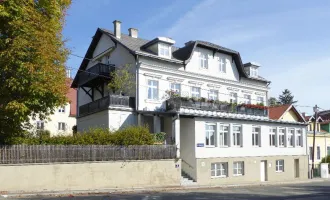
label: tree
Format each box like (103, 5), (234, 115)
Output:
(0, 0), (71, 143)
(268, 97), (279, 106)
(108, 64), (135, 96)
(278, 89), (297, 105)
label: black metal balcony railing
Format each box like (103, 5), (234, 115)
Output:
(77, 63), (115, 87)
(79, 95), (135, 117)
(166, 98), (268, 117)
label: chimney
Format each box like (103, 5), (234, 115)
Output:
(302, 112), (306, 117)
(128, 28), (138, 38)
(66, 69), (71, 78)
(113, 20), (121, 39)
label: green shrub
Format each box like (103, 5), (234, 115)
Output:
(321, 155), (330, 163)
(154, 132), (166, 143)
(110, 126), (154, 145)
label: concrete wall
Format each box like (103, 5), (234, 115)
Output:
(0, 159), (181, 192)
(195, 155), (308, 185)
(194, 118), (307, 158)
(180, 118), (197, 180)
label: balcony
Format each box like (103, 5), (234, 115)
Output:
(79, 95), (135, 117)
(77, 63), (115, 87)
(166, 97), (268, 117)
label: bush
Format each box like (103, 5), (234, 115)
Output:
(154, 132), (166, 144)
(5, 126), (155, 145)
(321, 155), (330, 163)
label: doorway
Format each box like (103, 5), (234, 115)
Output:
(294, 159), (300, 178)
(260, 160), (267, 182)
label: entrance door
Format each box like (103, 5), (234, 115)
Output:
(294, 159), (300, 178)
(260, 161), (267, 182)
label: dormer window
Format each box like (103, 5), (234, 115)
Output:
(199, 52), (208, 69)
(159, 43), (171, 58)
(250, 67), (258, 77)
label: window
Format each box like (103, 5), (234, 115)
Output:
(159, 43), (170, 57)
(219, 124), (229, 147)
(205, 123), (216, 147)
(58, 122), (66, 131)
(191, 87), (201, 98)
(58, 107), (65, 113)
(233, 125), (242, 147)
(170, 83), (181, 94)
(252, 126), (260, 146)
(317, 146), (321, 160)
(244, 94), (251, 104)
(233, 161), (244, 176)
(36, 121), (44, 130)
(211, 162), (228, 177)
(256, 96), (264, 105)
(106, 55), (111, 64)
(296, 129), (302, 147)
(276, 160), (284, 172)
(327, 146), (330, 156)
(278, 128), (285, 147)
(218, 57), (226, 73)
(269, 128), (276, 146)
(208, 89), (218, 100)
(309, 147), (313, 160)
(230, 92), (238, 104)
(148, 80), (158, 100)
(288, 129), (294, 147)
(250, 67), (258, 77)
(199, 52), (208, 69)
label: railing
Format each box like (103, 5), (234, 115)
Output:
(77, 63), (115, 87)
(166, 98), (268, 117)
(0, 145), (176, 164)
(79, 95), (135, 117)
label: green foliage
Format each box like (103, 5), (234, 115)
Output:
(154, 132), (166, 143)
(278, 89), (297, 105)
(5, 126), (155, 145)
(0, 0), (72, 142)
(108, 65), (135, 95)
(321, 155), (330, 163)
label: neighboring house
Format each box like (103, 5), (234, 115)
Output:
(71, 20), (308, 185)
(30, 77), (77, 136)
(303, 113), (330, 164)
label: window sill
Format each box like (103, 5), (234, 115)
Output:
(211, 176), (227, 179)
(233, 174), (243, 177)
(276, 171), (284, 173)
(145, 99), (162, 104)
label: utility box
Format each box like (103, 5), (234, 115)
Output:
(320, 163), (329, 178)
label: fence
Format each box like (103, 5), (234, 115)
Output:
(0, 145), (176, 164)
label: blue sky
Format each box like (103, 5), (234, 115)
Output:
(63, 0), (330, 115)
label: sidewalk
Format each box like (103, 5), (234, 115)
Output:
(1, 178), (329, 198)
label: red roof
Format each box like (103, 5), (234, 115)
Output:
(269, 104), (291, 120)
(66, 78), (77, 117)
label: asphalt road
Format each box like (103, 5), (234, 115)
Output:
(6, 181), (330, 200)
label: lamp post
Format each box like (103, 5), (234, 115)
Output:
(311, 105), (319, 179)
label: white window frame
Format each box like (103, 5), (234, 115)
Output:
(252, 126), (260, 147)
(244, 94), (251, 104)
(233, 161), (244, 176)
(296, 129), (302, 147)
(208, 89), (218, 100)
(256, 96), (264, 105)
(205, 123), (216, 147)
(276, 160), (284, 172)
(159, 43), (170, 58)
(147, 80), (159, 100)
(288, 128), (294, 147)
(218, 57), (226, 73)
(36, 121), (44, 130)
(211, 162), (228, 178)
(250, 67), (258, 77)
(269, 128), (276, 147)
(317, 146), (321, 160)
(278, 128), (285, 147)
(219, 124), (229, 147)
(232, 125), (242, 147)
(199, 52), (208, 69)
(58, 107), (65, 113)
(309, 146), (313, 160)
(170, 82), (181, 95)
(191, 87), (201, 98)
(58, 122), (66, 131)
(230, 92), (238, 104)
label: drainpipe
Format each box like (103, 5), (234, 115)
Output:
(135, 55), (139, 111)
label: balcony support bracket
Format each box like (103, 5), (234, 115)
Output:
(81, 87), (93, 100)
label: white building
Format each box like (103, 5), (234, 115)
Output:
(30, 78), (77, 136)
(71, 20), (308, 185)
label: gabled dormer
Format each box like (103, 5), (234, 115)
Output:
(244, 62), (260, 78)
(141, 37), (175, 59)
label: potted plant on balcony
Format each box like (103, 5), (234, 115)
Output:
(208, 99), (217, 110)
(180, 96), (193, 108)
(108, 64), (134, 96)
(218, 101), (230, 112)
(200, 97), (209, 110)
(165, 90), (181, 111)
(191, 97), (200, 109)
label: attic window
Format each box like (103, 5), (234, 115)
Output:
(250, 67), (258, 77)
(159, 43), (170, 58)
